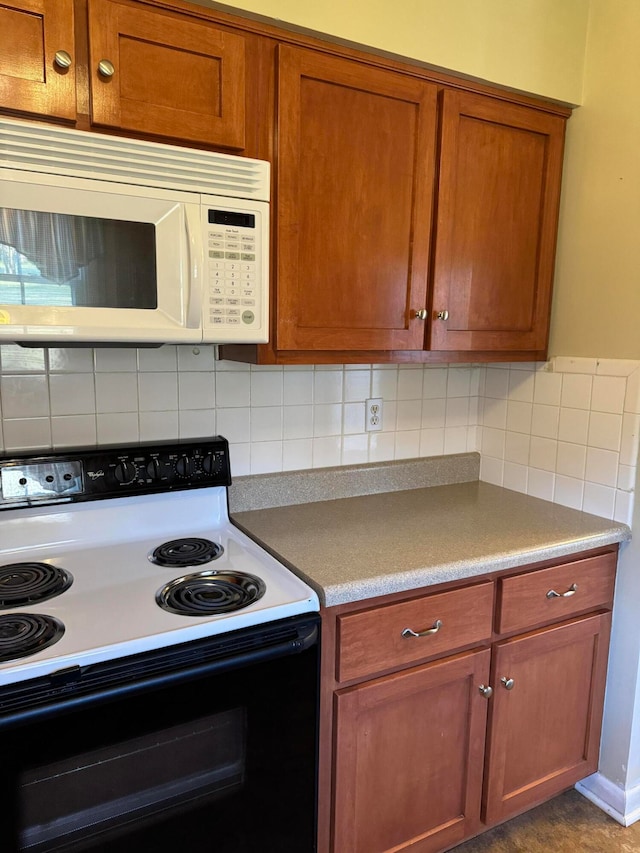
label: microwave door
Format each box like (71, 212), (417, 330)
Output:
(0, 173), (198, 344)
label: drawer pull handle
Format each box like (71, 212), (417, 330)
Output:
(501, 676), (515, 690)
(478, 684), (493, 698)
(402, 619), (443, 639)
(546, 583), (578, 599)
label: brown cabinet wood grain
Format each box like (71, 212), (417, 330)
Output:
(483, 611), (611, 825)
(333, 649), (491, 853)
(0, 0), (76, 121)
(429, 90), (565, 355)
(276, 44), (438, 352)
(496, 550), (617, 634)
(87, 0), (246, 147)
(337, 581), (494, 682)
(320, 548), (617, 853)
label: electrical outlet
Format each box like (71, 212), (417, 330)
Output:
(366, 397), (383, 432)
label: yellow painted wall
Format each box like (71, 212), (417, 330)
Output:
(548, 0), (640, 357)
(211, 0), (588, 104)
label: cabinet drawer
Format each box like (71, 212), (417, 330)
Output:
(497, 551), (617, 635)
(337, 582), (494, 683)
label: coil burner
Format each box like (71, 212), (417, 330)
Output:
(0, 613), (65, 662)
(0, 563), (73, 610)
(150, 538), (223, 568)
(156, 570), (266, 617)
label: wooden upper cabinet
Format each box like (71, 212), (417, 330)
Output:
(87, 0), (246, 148)
(276, 45), (438, 351)
(430, 90), (566, 354)
(0, 0), (76, 120)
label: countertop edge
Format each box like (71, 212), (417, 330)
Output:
(317, 529), (630, 607)
(231, 512), (629, 608)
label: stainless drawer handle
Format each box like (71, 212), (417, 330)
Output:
(501, 676), (515, 690)
(546, 583), (578, 599)
(402, 619), (443, 639)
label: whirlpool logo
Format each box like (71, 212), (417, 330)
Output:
(87, 470), (105, 480)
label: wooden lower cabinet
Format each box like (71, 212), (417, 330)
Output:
(322, 549), (616, 853)
(483, 611), (612, 825)
(333, 650), (491, 853)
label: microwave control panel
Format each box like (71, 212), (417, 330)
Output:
(204, 207), (266, 341)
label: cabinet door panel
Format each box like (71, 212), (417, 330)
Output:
(333, 649), (490, 853)
(0, 0), (75, 120)
(88, 0), (245, 148)
(483, 612), (611, 825)
(277, 45), (437, 351)
(430, 91), (565, 353)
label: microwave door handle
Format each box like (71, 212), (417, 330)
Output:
(184, 204), (203, 329)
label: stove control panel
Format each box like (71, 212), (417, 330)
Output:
(0, 438), (231, 508)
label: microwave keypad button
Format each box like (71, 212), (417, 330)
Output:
(210, 286), (224, 296)
(226, 298), (240, 306)
(242, 288), (254, 296)
(210, 260), (224, 269)
(227, 317), (241, 325)
(241, 253), (256, 262)
(227, 308), (241, 317)
(241, 234), (255, 243)
(242, 310), (255, 324)
(210, 270), (224, 280)
(225, 240), (241, 250)
(210, 230), (225, 239)
(210, 250), (225, 259)
(209, 240), (225, 249)
(210, 308), (225, 317)
(241, 298), (256, 306)
(241, 271), (255, 280)
(225, 261), (240, 270)
(225, 252), (240, 260)
(210, 297), (224, 305)
(212, 316), (225, 325)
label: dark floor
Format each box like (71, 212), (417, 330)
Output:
(453, 789), (640, 852)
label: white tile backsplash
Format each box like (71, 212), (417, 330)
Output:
(479, 358), (640, 521)
(0, 348), (638, 522)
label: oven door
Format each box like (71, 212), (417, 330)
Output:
(0, 170), (201, 344)
(0, 614), (319, 853)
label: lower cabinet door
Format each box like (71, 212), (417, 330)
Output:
(332, 649), (491, 853)
(483, 611), (612, 825)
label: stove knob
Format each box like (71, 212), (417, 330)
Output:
(175, 456), (194, 478)
(113, 461), (137, 485)
(202, 453), (223, 476)
(146, 458), (163, 480)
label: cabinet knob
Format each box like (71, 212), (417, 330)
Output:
(546, 583), (578, 599)
(401, 619), (442, 639)
(478, 684), (493, 698)
(54, 50), (72, 70)
(436, 310), (449, 321)
(414, 309), (428, 320)
(98, 59), (116, 78)
(501, 676), (515, 690)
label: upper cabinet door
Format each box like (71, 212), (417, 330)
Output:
(276, 45), (438, 351)
(430, 91), (566, 354)
(0, 0), (76, 120)
(88, 0), (246, 149)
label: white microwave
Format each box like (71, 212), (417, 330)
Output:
(0, 118), (270, 345)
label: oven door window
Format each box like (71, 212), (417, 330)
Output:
(3, 645), (317, 853)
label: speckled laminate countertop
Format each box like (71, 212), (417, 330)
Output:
(231, 479), (630, 607)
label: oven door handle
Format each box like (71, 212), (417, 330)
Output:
(0, 618), (318, 730)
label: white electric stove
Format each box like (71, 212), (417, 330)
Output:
(0, 437), (319, 688)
